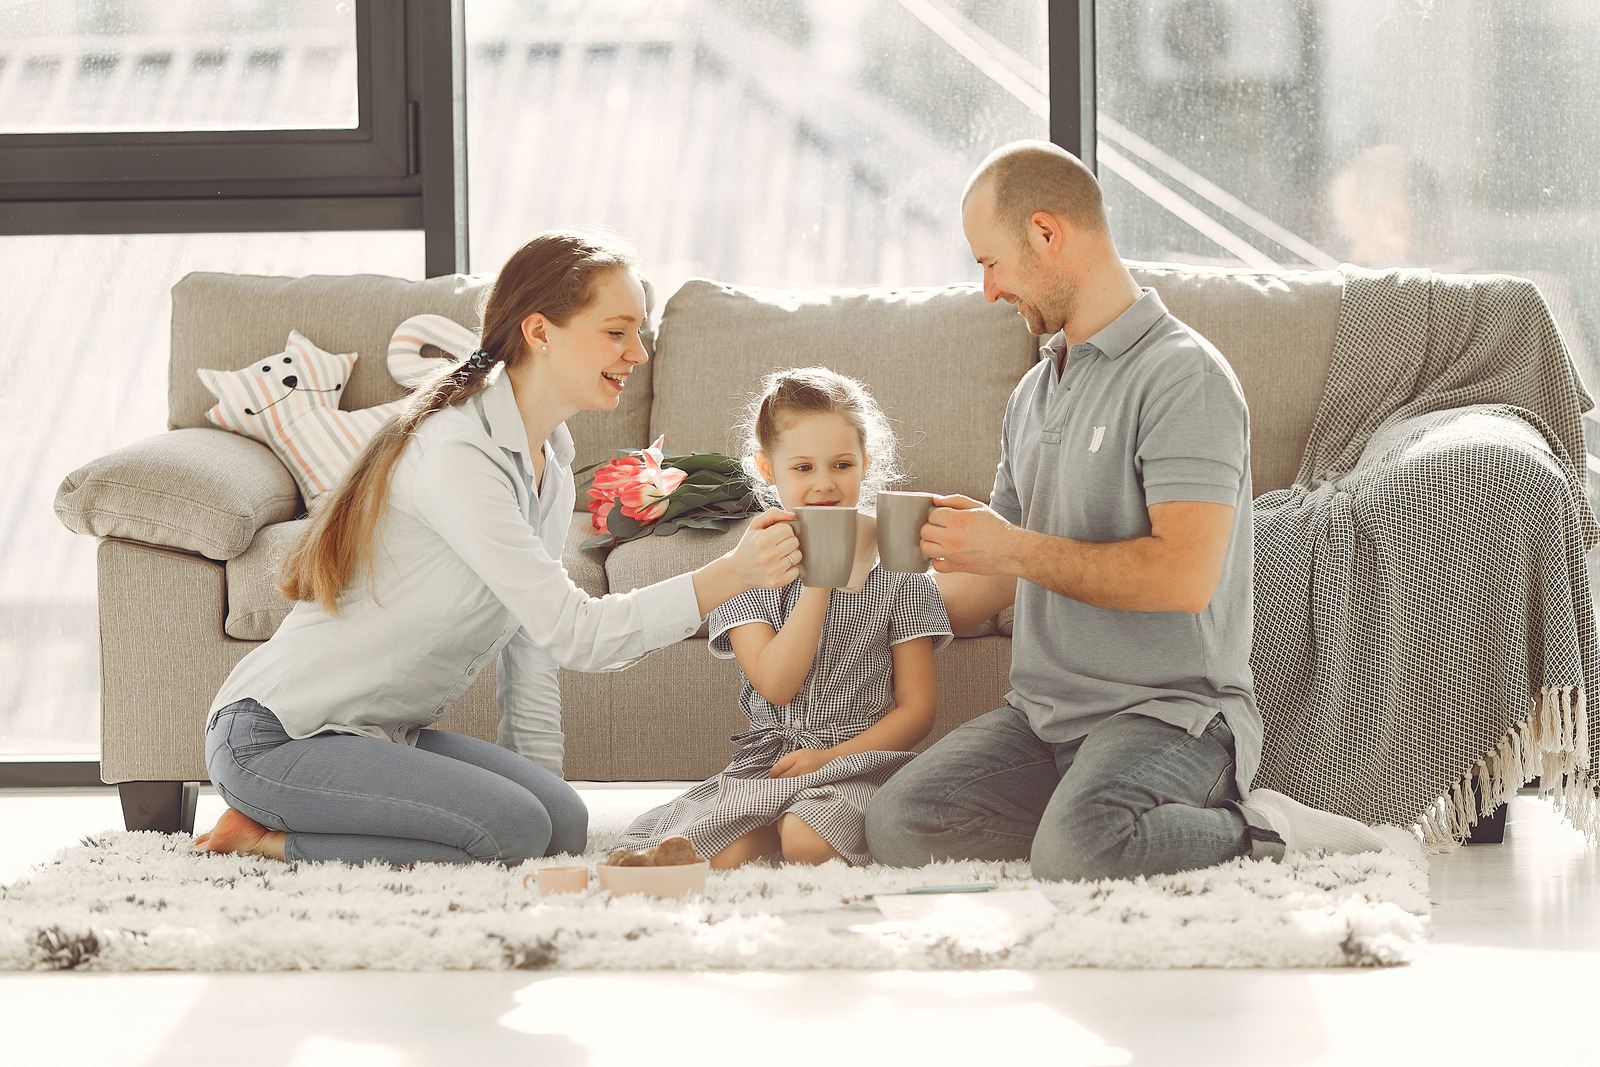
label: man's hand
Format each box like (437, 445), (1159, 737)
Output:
(768, 748), (835, 778)
(920, 495), (1018, 575)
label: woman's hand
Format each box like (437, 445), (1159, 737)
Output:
(768, 748), (835, 778)
(725, 508), (801, 590)
(691, 509), (799, 616)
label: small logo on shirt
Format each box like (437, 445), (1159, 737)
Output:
(1088, 426), (1106, 453)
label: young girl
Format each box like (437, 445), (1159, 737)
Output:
(194, 231), (799, 867)
(616, 368), (952, 868)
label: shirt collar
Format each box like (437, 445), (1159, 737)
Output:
(478, 368), (576, 467)
(1041, 287), (1169, 365)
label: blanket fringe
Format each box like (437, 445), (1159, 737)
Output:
(1419, 685), (1597, 850)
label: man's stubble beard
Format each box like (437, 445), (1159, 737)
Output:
(1017, 252), (1079, 338)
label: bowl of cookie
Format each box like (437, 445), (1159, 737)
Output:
(596, 836), (710, 898)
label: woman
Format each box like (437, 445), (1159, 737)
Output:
(196, 231), (801, 866)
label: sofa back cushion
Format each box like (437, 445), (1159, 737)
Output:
(168, 271), (655, 474)
(649, 280), (1038, 503)
(1128, 263), (1342, 494)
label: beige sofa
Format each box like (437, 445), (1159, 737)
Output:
(57, 263), (1340, 832)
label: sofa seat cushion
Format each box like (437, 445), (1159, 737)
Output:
(649, 280), (1038, 503)
(604, 519), (753, 638)
(56, 428), (303, 562)
(224, 511), (610, 641)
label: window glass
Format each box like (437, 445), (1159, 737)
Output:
(464, 0), (1048, 293)
(1094, 0), (1600, 404)
(0, 231), (422, 757)
(0, 0), (359, 133)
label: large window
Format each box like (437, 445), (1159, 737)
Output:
(0, 0), (359, 134)
(0, 0), (455, 771)
(463, 0), (1049, 293)
(0, 231), (423, 759)
(1092, 0), (1600, 398)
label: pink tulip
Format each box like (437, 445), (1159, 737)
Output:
(617, 435), (686, 522)
(587, 436), (684, 531)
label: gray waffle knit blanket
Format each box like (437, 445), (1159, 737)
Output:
(1250, 267), (1598, 843)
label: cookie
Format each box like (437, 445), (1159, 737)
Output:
(652, 836), (701, 866)
(606, 848), (652, 867)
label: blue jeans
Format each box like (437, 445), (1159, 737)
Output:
(205, 699), (587, 865)
(865, 704), (1280, 880)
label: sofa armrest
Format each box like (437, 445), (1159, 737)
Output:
(55, 428), (303, 561)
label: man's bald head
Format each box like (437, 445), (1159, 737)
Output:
(962, 140), (1108, 243)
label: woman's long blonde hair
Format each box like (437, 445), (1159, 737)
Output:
(279, 230), (638, 614)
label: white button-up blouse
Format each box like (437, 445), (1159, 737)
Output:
(209, 370), (704, 750)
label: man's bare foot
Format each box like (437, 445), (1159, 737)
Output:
(194, 807), (288, 860)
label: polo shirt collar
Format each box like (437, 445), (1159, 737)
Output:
(1084, 287), (1167, 361)
(1042, 287), (1169, 365)
(478, 368), (576, 467)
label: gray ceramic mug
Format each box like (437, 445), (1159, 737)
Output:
(875, 491), (937, 572)
(793, 506), (858, 588)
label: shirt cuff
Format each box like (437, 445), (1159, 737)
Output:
(1143, 456), (1242, 506)
(1144, 482), (1240, 507)
(632, 570), (705, 650)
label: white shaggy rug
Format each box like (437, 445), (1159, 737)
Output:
(0, 815), (1429, 972)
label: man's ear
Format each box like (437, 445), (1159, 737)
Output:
(1028, 210), (1065, 260)
(520, 312), (550, 351)
(754, 451), (774, 483)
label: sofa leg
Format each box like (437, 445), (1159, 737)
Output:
(118, 781), (198, 835)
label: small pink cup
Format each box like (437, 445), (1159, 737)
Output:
(526, 865), (589, 895)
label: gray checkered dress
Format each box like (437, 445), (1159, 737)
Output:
(616, 565), (952, 866)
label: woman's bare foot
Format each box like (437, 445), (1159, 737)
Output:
(194, 807), (288, 861)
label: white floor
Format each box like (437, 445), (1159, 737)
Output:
(1, 786), (1595, 1066)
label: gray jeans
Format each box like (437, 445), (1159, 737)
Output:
(865, 704), (1280, 880)
(205, 699), (587, 865)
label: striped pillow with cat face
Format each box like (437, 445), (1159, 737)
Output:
(198, 330), (407, 505)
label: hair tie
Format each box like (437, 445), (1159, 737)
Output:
(464, 347), (498, 372)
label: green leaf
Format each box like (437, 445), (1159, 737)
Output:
(653, 521), (680, 536)
(665, 453), (742, 475)
(606, 509), (643, 537)
(580, 532), (617, 549)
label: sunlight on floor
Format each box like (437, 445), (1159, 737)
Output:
(285, 1037), (404, 1067)
(2, 975), (209, 1065)
(498, 971), (1132, 1067)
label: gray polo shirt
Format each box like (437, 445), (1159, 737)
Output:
(991, 288), (1260, 795)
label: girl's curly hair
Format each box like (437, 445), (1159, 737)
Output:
(737, 366), (902, 511)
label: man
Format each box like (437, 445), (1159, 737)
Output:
(864, 141), (1384, 880)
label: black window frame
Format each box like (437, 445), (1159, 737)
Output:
(0, 0), (466, 275)
(1, 0), (1084, 789)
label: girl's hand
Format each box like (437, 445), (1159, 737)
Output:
(727, 508), (801, 590)
(768, 748), (834, 778)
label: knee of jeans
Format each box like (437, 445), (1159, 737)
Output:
(544, 801), (588, 859)
(1030, 788), (1140, 883)
(471, 800), (553, 866)
(864, 777), (938, 867)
